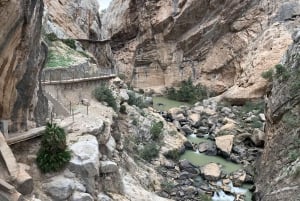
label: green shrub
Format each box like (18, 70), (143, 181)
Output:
(62, 38), (76, 50)
(119, 104), (127, 114)
(150, 121), (163, 141)
(93, 85), (117, 111)
(46, 33), (58, 42)
(36, 123), (71, 173)
(163, 149), (180, 161)
(128, 92), (146, 108)
(241, 101), (265, 114)
(275, 64), (290, 81)
(282, 111), (300, 128)
(140, 142), (160, 161)
(132, 118), (138, 126)
(250, 118), (263, 129)
(289, 150), (299, 162)
(46, 50), (74, 68)
(261, 69), (273, 81)
(166, 77), (209, 103)
(118, 73), (126, 80)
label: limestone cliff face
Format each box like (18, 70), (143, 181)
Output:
(254, 31), (300, 201)
(102, 0), (300, 102)
(44, 0), (114, 68)
(0, 0), (47, 132)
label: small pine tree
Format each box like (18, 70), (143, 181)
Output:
(36, 123), (71, 173)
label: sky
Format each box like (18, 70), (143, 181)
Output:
(97, 0), (112, 10)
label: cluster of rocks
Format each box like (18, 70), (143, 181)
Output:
(156, 99), (268, 200)
(162, 99), (266, 165)
(158, 159), (252, 201)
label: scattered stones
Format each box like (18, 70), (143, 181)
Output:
(201, 163), (221, 181)
(181, 125), (193, 135)
(231, 170), (246, 187)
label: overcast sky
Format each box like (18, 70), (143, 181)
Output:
(97, 0), (112, 10)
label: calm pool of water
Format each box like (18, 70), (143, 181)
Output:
(152, 96), (190, 111)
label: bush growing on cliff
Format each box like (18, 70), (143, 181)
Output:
(36, 123), (71, 173)
(93, 85), (117, 111)
(139, 142), (160, 161)
(275, 64), (290, 81)
(150, 121), (164, 141)
(261, 69), (274, 81)
(62, 38), (76, 50)
(128, 92), (147, 108)
(166, 77), (209, 103)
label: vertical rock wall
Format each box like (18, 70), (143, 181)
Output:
(0, 0), (47, 132)
(255, 31), (300, 201)
(102, 0), (299, 102)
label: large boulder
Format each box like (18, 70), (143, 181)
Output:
(188, 113), (201, 127)
(181, 125), (194, 135)
(250, 129), (265, 147)
(215, 135), (234, 157)
(44, 176), (75, 200)
(69, 135), (100, 177)
(69, 135), (100, 193)
(201, 163), (221, 181)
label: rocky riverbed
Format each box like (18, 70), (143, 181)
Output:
(154, 98), (266, 200)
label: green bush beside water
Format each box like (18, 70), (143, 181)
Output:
(166, 77), (210, 103)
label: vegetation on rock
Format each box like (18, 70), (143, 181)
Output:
(128, 92), (147, 108)
(150, 121), (163, 141)
(93, 85), (117, 111)
(166, 77), (210, 103)
(139, 142), (160, 162)
(36, 123), (71, 173)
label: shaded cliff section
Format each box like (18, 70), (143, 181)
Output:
(0, 0), (48, 132)
(43, 0), (114, 68)
(102, 0), (299, 103)
(254, 31), (300, 201)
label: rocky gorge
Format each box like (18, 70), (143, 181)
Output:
(0, 0), (299, 201)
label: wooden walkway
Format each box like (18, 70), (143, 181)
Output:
(6, 122), (73, 145)
(42, 74), (116, 85)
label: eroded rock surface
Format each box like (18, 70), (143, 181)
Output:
(255, 29), (300, 201)
(0, 0), (47, 131)
(102, 0), (299, 102)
